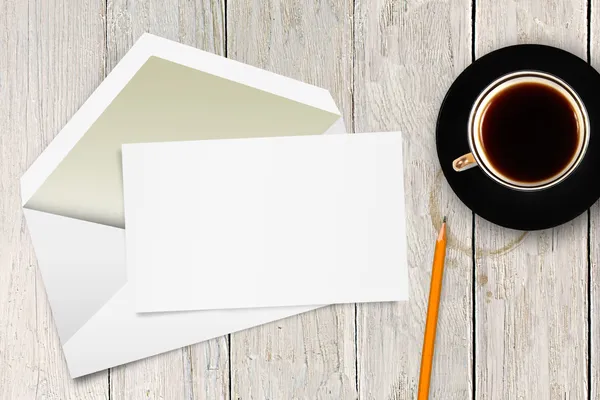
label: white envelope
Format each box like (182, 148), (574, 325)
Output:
(20, 33), (344, 378)
(123, 132), (409, 313)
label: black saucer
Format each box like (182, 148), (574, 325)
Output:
(436, 44), (600, 231)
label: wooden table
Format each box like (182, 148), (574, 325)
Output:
(0, 0), (597, 398)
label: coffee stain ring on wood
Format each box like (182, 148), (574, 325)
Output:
(428, 169), (528, 257)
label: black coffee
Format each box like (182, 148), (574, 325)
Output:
(480, 82), (580, 183)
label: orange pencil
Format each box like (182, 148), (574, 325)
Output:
(417, 216), (448, 400)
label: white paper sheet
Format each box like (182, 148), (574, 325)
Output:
(123, 131), (409, 313)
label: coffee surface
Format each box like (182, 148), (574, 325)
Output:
(480, 82), (579, 183)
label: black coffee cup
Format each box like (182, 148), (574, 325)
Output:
(452, 70), (589, 191)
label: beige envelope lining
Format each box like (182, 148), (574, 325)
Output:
(25, 56), (340, 228)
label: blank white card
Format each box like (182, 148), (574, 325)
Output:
(123, 131), (408, 312)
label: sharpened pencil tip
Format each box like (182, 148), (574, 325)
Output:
(443, 216), (447, 223)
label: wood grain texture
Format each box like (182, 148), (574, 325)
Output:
(589, 1), (599, 397)
(591, 208), (598, 400)
(106, 0), (229, 399)
(0, 0), (109, 398)
(226, 0), (356, 398)
(353, 0), (474, 398)
(475, 1), (589, 398)
(185, 336), (230, 400)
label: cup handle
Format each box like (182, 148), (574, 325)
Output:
(452, 153), (477, 172)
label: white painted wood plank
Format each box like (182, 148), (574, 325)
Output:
(0, 0), (109, 398)
(185, 337), (230, 400)
(591, 210), (598, 399)
(106, 1), (229, 399)
(475, 1), (588, 398)
(353, 0), (474, 398)
(588, 1), (600, 397)
(226, 0), (356, 398)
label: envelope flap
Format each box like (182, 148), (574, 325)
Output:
(24, 209), (126, 343)
(21, 33), (342, 229)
